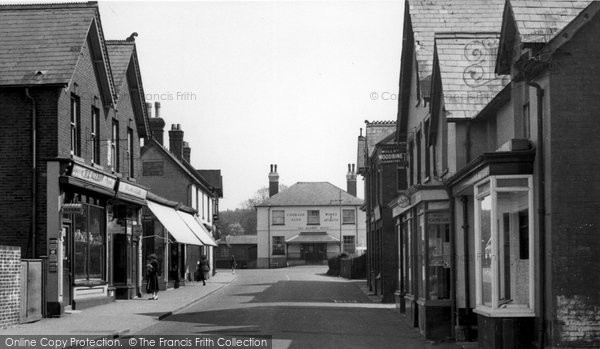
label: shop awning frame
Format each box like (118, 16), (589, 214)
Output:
(147, 200), (203, 246)
(177, 211), (218, 247)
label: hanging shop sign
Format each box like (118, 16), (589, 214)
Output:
(61, 203), (84, 215)
(70, 164), (116, 190)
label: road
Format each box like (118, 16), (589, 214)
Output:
(135, 266), (456, 349)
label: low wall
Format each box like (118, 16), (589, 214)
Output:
(0, 245), (21, 328)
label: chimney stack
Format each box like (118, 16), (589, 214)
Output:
(346, 163), (357, 196)
(183, 141), (191, 163)
(169, 124), (184, 160)
(147, 102), (166, 145)
(269, 164), (279, 197)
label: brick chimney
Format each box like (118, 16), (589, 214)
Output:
(169, 124), (184, 160)
(346, 163), (357, 196)
(148, 102), (165, 145)
(183, 141), (191, 163)
(269, 164), (279, 197)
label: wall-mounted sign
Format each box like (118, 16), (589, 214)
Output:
(62, 203), (84, 215)
(117, 181), (147, 200)
(71, 164), (116, 190)
(396, 193), (410, 208)
(428, 212), (450, 224)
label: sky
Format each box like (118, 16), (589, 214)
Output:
(98, 0), (404, 210)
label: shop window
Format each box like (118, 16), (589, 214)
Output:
(427, 214), (450, 300)
(474, 175), (534, 316)
(402, 216), (412, 294)
(272, 236), (285, 255)
(73, 205), (105, 283)
(307, 210), (320, 225)
(343, 236), (355, 254)
(272, 210), (285, 225)
(342, 209), (355, 225)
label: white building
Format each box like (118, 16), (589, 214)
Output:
(256, 165), (366, 268)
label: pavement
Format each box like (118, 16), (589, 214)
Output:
(0, 269), (237, 337)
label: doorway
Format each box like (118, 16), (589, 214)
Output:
(61, 222), (72, 307)
(301, 243), (326, 263)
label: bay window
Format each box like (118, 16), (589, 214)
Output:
(474, 175), (534, 316)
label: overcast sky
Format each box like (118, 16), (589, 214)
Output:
(99, 0), (404, 210)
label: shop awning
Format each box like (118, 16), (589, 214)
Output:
(286, 232), (340, 244)
(177, 211), (218, 247)
(147, 201), (203, 246)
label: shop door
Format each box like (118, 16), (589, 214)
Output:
(113, 234), (127, 284)
(61, 223), (72, 306)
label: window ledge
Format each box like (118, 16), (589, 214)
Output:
(473, 306), (535, 318)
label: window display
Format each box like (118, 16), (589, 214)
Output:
(474, 175), (534, 316)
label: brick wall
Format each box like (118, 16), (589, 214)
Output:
(0, 245), (21, 328)
(548, 12), (600, 347)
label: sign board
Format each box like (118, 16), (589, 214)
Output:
(427, 212), (450, 224)
(48, 238), (58, 273)
(61, 203), (84, 215)
(71, 164), (116, 190)
(117, 181), (147, 200)
(396, 193), (410, 208)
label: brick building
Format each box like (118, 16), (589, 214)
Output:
(357, 121), (407, 303)
(384, 0), (600, 347)
(139, 107), (219, 287)
(256, 166), (366, 268)
(0, 2), (149, 314)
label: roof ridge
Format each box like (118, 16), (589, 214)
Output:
(0, 1), (97, 10)
(365, 120), (396, 125)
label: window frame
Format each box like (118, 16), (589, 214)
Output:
(342, 209), (355, 225)
(70, 94), (81, 156)
(473, 175), (535, 317)
(272, 210), (285, 225)
(307, 210), (320, 225)
(111, 120), (119, 172)
(127, 127), (134, 177)
(272, 236), (285, 256)
(343, 235), (355, 254)
(90, 106), (100, 164)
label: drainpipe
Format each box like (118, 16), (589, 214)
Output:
(528, 81), (546, 349)
(446, 185), (457, 340)
(25, 88), (37, 258)
(267, 207), (271, 268)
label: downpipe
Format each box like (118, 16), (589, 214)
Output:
(528, 81), (546, 349)
(25, 88), (37, 258)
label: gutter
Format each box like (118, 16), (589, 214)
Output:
(25, 88), (37, 258)
(528, 81), (546, 349)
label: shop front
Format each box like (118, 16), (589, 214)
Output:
(449, 151), (536, 348)
(392, 186), (452, 340)
(107, 180), (147, 299)
(57, 162), (117, 311)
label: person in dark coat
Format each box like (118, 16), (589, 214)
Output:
(198, 255), (210, 286)
(230, 255), (237, 274)
(146, 254), (160, 300)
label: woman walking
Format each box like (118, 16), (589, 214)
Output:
(230, 255), (237, 274)
(198, 255), (210, 286)
(146, 254), (159, 300)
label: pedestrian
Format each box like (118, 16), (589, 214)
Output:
(198, 255), (210, 286)
(230, 255), (237, 274)
(146, 254), (159, 300)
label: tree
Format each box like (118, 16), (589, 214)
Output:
(217, 184), (288, 239)
(242, 184), (288, 209)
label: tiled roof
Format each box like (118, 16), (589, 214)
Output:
(365, 121), (395, 159)
(408, 0), (505, 87)
(0, 2), (114, 94)
(435, 33), (510, 119)
(106, 41), (134, 93)
(509, 0), (593, 43)
(197, 170), (223, 197)
(256, 182), (363, 207)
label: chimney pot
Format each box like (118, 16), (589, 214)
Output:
(183, 141), (191, 163)
(269, 164), (279, 197)
(346, 163), (357, 196)
(146, 102), (153, 118)
(169, 123), (184, 160)
(155, 102), (161, 118)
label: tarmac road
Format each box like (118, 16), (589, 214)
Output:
(135, 266), (457, 349)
